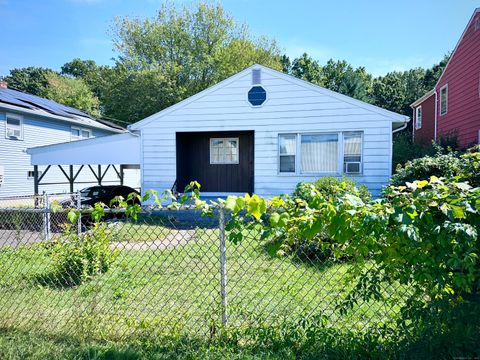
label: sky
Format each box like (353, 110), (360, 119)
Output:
(0, 0), (477, 77)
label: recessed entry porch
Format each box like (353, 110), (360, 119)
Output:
(176, 131), (254, 195)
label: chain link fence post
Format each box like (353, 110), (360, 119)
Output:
(76, 190), (82, 234)
(43, 192), (51, 240)
(218, 206), (228, 327)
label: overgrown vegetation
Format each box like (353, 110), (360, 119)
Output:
(391, 145), (480, 186)
(222, 150), (480, 357)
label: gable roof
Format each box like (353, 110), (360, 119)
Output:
(0, 87), (124, 133)
(129, 64), (409, 131)
(413, 8), (480, 104)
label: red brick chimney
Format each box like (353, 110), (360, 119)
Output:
(0, 80), (7, 89)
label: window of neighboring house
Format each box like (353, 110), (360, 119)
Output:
(343, 132), (363, 174)
(27, 170), (43, 179)
(440, 84), (448, 116)
(279, 132), (363, 175)
(279, 134), (296, 173)
(5, 113), (23, 140)
(71, 127), (91, 140)
(209, 138), (239, 164)
(415, 106), (422, 129)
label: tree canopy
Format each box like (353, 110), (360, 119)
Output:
(1, 2), (448, 126)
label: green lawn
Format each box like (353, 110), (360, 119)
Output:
(0, 223), (408, 358)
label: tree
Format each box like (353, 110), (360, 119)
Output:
(3, 67), (56, 95)
(43, 73), (100, 116)
(110, 1), (282, 123)
(290, 53), (323, 84)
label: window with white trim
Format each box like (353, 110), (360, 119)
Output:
(27, 170), (43, 179)
(279, 134), (296, 173)
(209, 138), (239, 164)
(440, 84), (448, 115)
(71, 126), (91, 140)
(278, 131), (363, 175)
(301, 134), (338, 173)
(5, 113), (23, 140)
(415, 106), (422, 129)
(343, 132), (362, 174)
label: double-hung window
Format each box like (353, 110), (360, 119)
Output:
(279, 134), (296, 173)
(278, 131), (363, 175)
(71, 127), (91, 140)
(415, 106), (422, 129)
(343, 132), (362, 174)
(5, 113), (23, 140)
(440, 84), (448, 116)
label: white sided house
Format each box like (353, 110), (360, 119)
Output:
(29, 65), (409, 198)
(131, 65), (408, 198)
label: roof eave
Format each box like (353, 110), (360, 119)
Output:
(0, 102), (124, 134)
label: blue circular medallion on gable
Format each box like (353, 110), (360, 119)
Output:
(248, 86), (266, 106)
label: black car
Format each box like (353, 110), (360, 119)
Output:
(61, 185), (140, 208)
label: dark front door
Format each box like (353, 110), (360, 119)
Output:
(176, 131), (254, 194)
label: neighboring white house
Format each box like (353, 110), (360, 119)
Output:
(0, 82), (139, 197)
(28, 64), (409, 198)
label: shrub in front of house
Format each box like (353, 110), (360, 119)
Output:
(293, 176), (371, 203)
(45, 223), (118, 287)
(391, 146), (479, 187)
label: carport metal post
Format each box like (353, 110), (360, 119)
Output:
(69, 165), (74, 193)
(33, 165), (39, 195)
(219, 207), (228, 326)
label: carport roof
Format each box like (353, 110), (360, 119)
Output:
(27, 132), (140, 165)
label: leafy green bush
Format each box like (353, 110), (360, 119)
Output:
(49, 223), (118, 287)
(391, 147), (480, 187)
(221, 175), (480, 354)
(293, 176), (371, 203)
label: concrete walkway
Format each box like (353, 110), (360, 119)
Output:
(110, 230), (196, 251)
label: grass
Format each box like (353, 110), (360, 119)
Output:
(0, 221), (410, 359)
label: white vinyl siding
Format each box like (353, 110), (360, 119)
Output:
(440, 84), (448, 116)
(0, 111), (134, 197)
(139, 67), (398, 197)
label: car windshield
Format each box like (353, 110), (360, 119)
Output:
(80, 187), (107, 198)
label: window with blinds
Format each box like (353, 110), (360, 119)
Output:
(300, 134), (338, 173)
(278, 131), (363, 175)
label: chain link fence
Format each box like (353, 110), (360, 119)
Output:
(0, 193), (410, 342)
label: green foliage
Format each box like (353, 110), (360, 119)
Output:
(391, 146), (480, 187)
(221, 171), (480, 348)
(2, 66), (56, 95)
(293, 176), (371, 203)
(42, 72), (101, 116)
(48, 223), (118, 287)
(106, 1), (281, 123)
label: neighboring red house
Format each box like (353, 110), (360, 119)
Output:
(411, 8), (480, 148)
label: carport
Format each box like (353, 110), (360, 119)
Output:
(27, 133), (141, 195)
